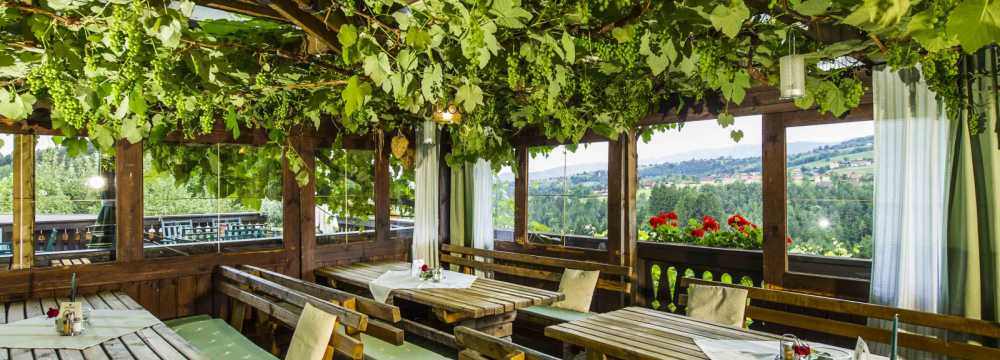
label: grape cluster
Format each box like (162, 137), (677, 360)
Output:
(589, 40), (639, 70)
(505, 55), (520, 89)
(27, 62), (86, 127)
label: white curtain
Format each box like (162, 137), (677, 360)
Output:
(413, 120), (440, 267)
(871, 67), (953, 359)
(471, 159), (494, 252)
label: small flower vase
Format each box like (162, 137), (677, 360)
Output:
(432, 268), (442, 282)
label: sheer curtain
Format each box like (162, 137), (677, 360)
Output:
(412, 121), (439, 267)
(871, 67), (953, 359)
(448, 159), (494, 275)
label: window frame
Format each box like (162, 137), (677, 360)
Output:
(761, 105), (874, 293)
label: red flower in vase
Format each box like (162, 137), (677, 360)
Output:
(793, 344), (811, 356)
(420, 264), (429, 272)
(47, 307), (59, 318)
(691, 228), (706, 238)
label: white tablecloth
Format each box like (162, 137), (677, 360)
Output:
(0, 310), (161, 350)
(369, 269), (477, 303)
(694, 339), (887, 360)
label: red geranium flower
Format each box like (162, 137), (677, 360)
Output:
(664, 211), (678, 220)
(727, 215), (739, 226)
(793, 344), (811, 356)
(649, 215), (667, 228)
(420, 264), (429, 272)
(702, 216), (720, 232)
(786, 236), (793, 246)
(47, 307), (59, 318)
(691, 228), (706, 238)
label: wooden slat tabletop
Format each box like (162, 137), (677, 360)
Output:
(1, 291), (205, 360)
(545, 307), (782, 360)
(317, 261), (565, 319)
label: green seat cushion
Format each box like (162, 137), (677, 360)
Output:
(519, 305), (595, 323)
(360, 333), (452, 360)
(163, 315), (212, 328)
(168, 317), (278, 360)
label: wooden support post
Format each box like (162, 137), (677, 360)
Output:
(11, 134), (35, 270)
(623, 130), (638, 305)
(607, 136), (624, 266)
(762, 113), (788, 287)
(298, 137), (317, 281)
(281, 139), (302, 277)
(513, 145), (528, 245)
(116, 140), (144, 262)
(374, 131), (390, 244)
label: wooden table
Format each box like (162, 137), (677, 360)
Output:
(1, 291), (205, 360)
(545, 307), (781, 360)
(317, 261), (564, 338)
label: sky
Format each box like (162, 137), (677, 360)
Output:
(517, 115), (875, 175)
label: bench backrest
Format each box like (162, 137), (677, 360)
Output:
(217, 266), (371, 359)
(454, 326), (559, 360)
(677, 277), (1000, 360)
(440, 244), (631, 294)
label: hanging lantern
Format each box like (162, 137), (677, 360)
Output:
(779, 54), (806, 99)
(779, 31), (805, 100)
(432, 104), (462, 125)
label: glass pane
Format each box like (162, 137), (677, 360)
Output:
(143, 144), (223, 258)
(316, 149), (375, 245)
(493, 165), (514, 242)
(0, 134), (13, 270)
(390, 156), (415, 244)
(33, 136), (116, 267)
(636, 116), (763, 250)
(786, 121), (874, 259)
(216, 145), (283, 252)
(528, 143), (609, 249)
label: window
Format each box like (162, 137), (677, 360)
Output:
(315, 148), (375, 245)
(785, 121), (874, 259)
(143, 144), (283, 258)
(0, 134), (12, 269)
(493, 165), (514, 242)
(34, 136), (116, 267)
(527, 143), (609, 249)
(637, 117), (763, 250)
(390, 157), (414, 243)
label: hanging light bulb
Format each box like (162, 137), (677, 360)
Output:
(432, 104), (462, 125)
(779, 32), (805, 99)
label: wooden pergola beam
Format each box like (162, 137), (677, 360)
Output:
(195, 0), (285, 21)
(257, 0), (344, 54)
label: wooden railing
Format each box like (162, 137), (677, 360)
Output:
(635, 241), (872, 311)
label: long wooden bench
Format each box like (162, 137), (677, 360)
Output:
(229, 266), (454, 360)
(440, 244), (631, 324)
(678, 278), (1000, 360)
(218, 265), (371, 359)
(454, 326), (559, 360)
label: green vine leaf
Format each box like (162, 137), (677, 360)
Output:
(791, 0), (832, 16)
(456, 82), (483, 112)
(709, 0), (750, 38)
(946, 0), (1000, 53)
(0, 89), (36, 121)
(491, 0), (532, 29)
(342, 75), (370, 117)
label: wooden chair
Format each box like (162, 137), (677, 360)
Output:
(439, 244), (631, 324)
(677, 277), (1000, 360)
(454, 326), (559, 360)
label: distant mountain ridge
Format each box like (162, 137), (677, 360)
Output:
(500, 136), (874, 182)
